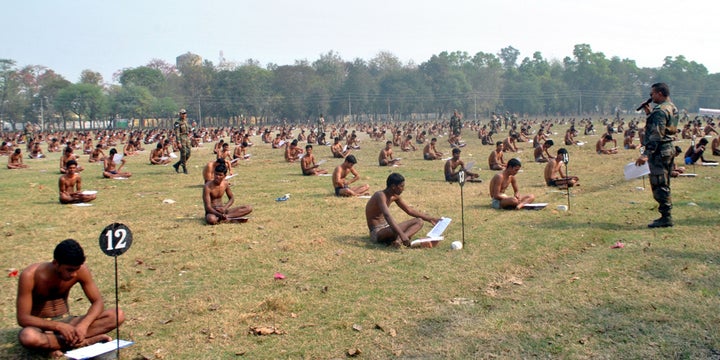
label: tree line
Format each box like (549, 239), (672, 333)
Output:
(2, 44), (720, 130)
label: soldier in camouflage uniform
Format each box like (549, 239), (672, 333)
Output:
(173, 109), (191, 174)
(450, 110), (462, 137)
(635, 83), (678, 228)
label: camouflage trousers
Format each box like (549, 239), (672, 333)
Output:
(648, 145), (674, 217)
(179, 137), (191, 165)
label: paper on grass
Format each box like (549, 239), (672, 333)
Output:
(64, 339), (133, 360)
(411, 217), (452, 246)
(624, 162), (650, 180)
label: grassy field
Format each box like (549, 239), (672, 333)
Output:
(1, 121), (719, 359)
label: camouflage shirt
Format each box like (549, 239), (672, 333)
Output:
(642, 101), (678, 155)
(174, 118), (189, 140)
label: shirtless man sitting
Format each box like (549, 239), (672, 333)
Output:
(624, 130), (639, 150)
(533, 139), (553, 163)
(444, 148), (480, 182)
(60, 146), (84, 174)
(596, 134), (619, 154)
(488, 141), (506, 170)
(88, 144), (106, 163)
(502, 133), (519, 152)
(59, 160), (96, 204)
(203, 162), (252, 225)
(103, 148), (132, 179)
(149, 143), (171, 165)
(489, 158), (535, 209)
(422, 138), (443, 160)
(400, 135), (416, 152)
(16, 239), (123, 357)
(233, 142), (249, 165)
(332, 155), (370, 197)
(285, 139), (303, 162)
(331, 137), (350, 158)
(8, 148), (29, 169)
(0, 141), (13, 155)
(712, 136), (720, 156)
(30, 141), (46, 159)
(564, 126), (578, 145)
(365, 173), (440, 248)
(544, 148), (579, 188)
(301, 144), (328, 175)
(379, 141), (401, 166)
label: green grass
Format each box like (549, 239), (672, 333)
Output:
(2, 121), (720, 359)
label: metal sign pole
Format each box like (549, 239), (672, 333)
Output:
(459, 171), (466, 247)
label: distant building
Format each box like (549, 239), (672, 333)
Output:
(176, 52), (202, 69)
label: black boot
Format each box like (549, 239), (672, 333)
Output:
(182, 164), (188, 174)
(648, 215), (673, 228)
(172, 162), (180, 173)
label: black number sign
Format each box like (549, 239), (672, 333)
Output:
(99, 223), (133, 256)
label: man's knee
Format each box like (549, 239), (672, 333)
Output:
(205, 215), (219, 225)
(108, 308), (125, 326)
(18, 327), (41, 348)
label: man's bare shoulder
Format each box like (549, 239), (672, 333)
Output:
(19, 262), (42, 281)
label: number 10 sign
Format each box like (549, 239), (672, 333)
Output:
(99, 223), (133, 257)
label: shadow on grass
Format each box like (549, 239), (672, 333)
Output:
(680, 215), (720, 227)
(0, 327), (47, 360)
(332, 234), (401, 252)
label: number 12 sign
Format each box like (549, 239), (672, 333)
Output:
(99, 223), (133, 257)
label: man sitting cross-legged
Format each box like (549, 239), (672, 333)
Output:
(203, 161), (253, 225)
(489, 158), (535, 209)
(365, 173), (440, 248)
(59, 160), (96, 204)
(16, 239), (124, 358)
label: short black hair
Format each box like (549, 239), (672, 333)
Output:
(215, 162), (228, 174)
(557, 148), (568, 155)
(651, 82), (670, 97)
(54, 239), (86, 266)
(508, 158), (521, 168)
(387, 173), (405, 187)
(66, 159), (78, 168)
(545, 139), (554, 147)
(345, 155), (357, 164)
(452, 148), (461, 154)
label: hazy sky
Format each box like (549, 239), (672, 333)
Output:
(3, 0), (716, 83)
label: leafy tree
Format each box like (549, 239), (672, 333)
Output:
(55, 83), (107, 130)
(656, 55), (708, 111)
(120, 67), (165, 94)
(499, 46), (520, 69)
(337, 58), (376, 121)
(419, 51), (472, 118)
(80, 70), (104, 86)
(109, 85), (155, 126)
